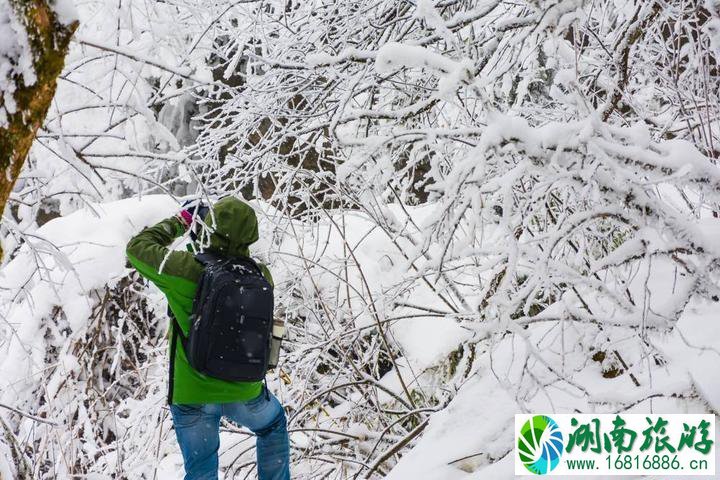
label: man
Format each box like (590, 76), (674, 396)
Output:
(126, 196), (290, 480)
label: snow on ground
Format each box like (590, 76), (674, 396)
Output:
(385, 368), (517, 480)
(658, 297), (720, 412)
(385, 323), (720, 480)
(0, 195), (181, 477)
(0, 195), (177, 403)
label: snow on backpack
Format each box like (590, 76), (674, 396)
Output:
(171, 252), (274, 382)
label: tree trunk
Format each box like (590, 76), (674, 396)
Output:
(0, 0), (78, 258)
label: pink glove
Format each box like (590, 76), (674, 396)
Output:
(177, 210), (194, 228)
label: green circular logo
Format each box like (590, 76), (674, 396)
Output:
(518, 415), (564, 475)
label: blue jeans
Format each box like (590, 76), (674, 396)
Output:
(170, 390), (290, 480)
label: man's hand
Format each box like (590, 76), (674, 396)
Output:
(177, 200), (210, 229)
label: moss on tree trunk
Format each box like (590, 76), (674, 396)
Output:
(0, 0), (78, 259)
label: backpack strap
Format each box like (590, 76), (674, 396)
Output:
(235, 255), (263, 276)
(195, 251), (225, 267)
(196, 251), (263, 276)
(167, 306), (186, 404)
(169, 308), (188, 346)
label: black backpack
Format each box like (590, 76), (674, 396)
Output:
(170, 252), (274, 384)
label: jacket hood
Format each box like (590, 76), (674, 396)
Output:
(205, 197), (258, 257)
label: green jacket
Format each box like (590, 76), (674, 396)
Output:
(126, 197), (272, 404)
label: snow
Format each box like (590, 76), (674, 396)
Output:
(657, 297), (720, 413)
(392, 316), (472, 371)
(0, 0), (35, 127)
(374, 42), (474, 100)
(0, 195), (177, 403)
(306, 48), (375, 67)
(51, 0), (79, 26)
(386, 371), (518, 480)
(2, 0), (720, 477)
(415, 0), (457, 48)
(375, 43), (458, 75)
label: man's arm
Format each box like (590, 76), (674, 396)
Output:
(126, 217), (203, 292)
